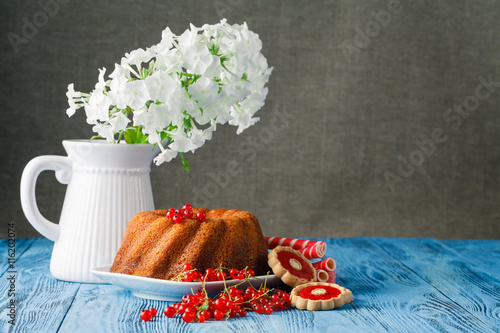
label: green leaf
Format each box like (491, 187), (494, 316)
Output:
(124, 128), (136, 143)
(183, 115), (193, 130)
(199, 301), (209, 311)
(135, 127), (148, 143)
(179, 152), (190, 175)
(160, 131), (169, 142)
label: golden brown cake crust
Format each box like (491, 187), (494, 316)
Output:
(110, 208), (270, 280)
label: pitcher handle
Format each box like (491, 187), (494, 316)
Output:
(20, 155), (72, 242)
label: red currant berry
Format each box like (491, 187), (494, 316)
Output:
(253, 304), (264, 314)
(216, 271), (227, 281)
(246, 269), (255, 277)
(197, 313), (206, 323)
(185, 306), (196, 314)
(149, 308), (157, 317)
(182, 294), (192, 303)
(264, 305), (273, 315)
(177, 303), (187, 314)
(282, 293), (290, 303)
(239, 308), (247, 317)
(201, 275), (213, 282)
(173, 214), (183, 223)
(259, 287), (269, 295)
(228, 287), (241, 298)
(237, 272), (245, 280)
(185, 273), (195, 282)
(229, 268), (239, 279)
(183, 209), (193, 219)
(205, 268), (216, 278)
(233, 295), (245, 304)
(183, 263), (193, 271)
(140, 309), (152, 321)
(225, 301), (235, 311)
(166, 208), (176, 219)
(196, 211), (206, 221)
(213, 309), (224, 321)
(214, 298), (226, 311)
(164, 306), (176, 318)
(182, 312), (195, 323)
(200, 310), (211, 321)
(182, 204), (193, 211)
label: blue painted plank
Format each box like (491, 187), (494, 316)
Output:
(444, 240), (500, 277)
(373, 238), (500, 332)
(0, 238), (81, 332)
(56, 281), (360, 332)
(0, 238), (37, 275)
(324, 238), (497, 333)
(3, 238), (498, 332)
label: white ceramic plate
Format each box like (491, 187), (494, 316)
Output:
(90, 264), (282, 301)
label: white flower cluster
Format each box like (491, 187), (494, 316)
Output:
(66, 19), (272, 166)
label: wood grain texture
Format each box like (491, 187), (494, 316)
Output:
(444, 240), (500, 277)
(0, 238), (36, 274)
(373, 238), (500, 332)
(1, 238), (499, 332)
(0, 238), (81, 332)
(325, 238), (498, 333)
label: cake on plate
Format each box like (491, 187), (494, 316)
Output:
(110, 207), (270, 280)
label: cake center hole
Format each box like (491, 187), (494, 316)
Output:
(311, 288), (327, 296)
(289, 258), (302, 270)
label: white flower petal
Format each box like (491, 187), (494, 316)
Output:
(154, 148), (177, 165)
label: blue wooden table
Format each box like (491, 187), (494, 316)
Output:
(1, 237), (499, 332)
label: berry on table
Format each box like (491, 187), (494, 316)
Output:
(213, 309), (225, 321)
(140, 309), (152, 321)
(182, 312), (195, 323)
(164, 306), (176, 318)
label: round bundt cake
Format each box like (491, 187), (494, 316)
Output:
(110, 208), (270, 280)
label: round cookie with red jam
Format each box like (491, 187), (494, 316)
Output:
(268, 245), (317, 287)
(291, 282), (353, 311)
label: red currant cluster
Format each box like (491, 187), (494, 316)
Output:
(166, 204), (206, 223)
(139, 307), (157, 321)
(176, 264), (256, 282)
(162, 285), (291, 323)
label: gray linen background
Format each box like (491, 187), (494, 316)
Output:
(1, 0), (499, 239)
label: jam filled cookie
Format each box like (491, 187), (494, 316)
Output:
(291, 282), (353, 311)
(268, 245), (317, 287)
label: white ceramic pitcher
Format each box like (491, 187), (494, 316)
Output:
(20, 139), (159, 283)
